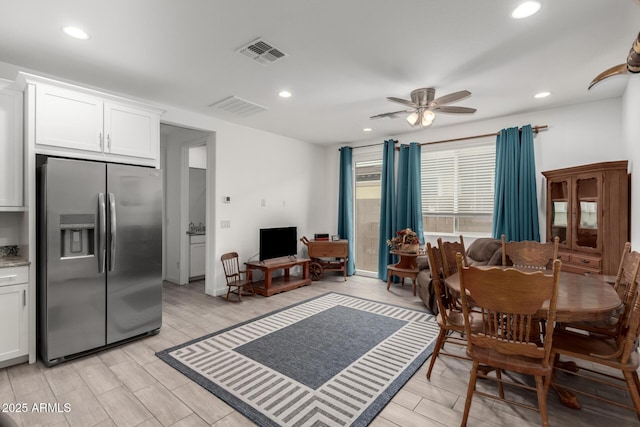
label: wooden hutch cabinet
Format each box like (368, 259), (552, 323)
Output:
(542, 161), (629, 276)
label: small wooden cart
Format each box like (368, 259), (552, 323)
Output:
(300, 236), (348, 281)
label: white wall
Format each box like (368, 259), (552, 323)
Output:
(324, 97), (626, 243)
(161, 108), (328, 295)
(622, 77), (640, 247)
(189, 168), (206, 225)
(189, 145), (207, 169)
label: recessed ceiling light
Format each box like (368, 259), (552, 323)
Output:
(278, 90), (292, 98)
(511, 2), (541, 19)
(363, 128), (372, 132)
(62, 26), (90, 40)
(534, 91), (551, 98)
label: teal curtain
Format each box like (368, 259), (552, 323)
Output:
(338, 146), (355, 275)
(518, 125), (540, 241)
(492, 125), (540, 242)
(377, 140), (396, 280)
(396, 143), (424, 244)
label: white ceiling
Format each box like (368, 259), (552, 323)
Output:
(1, 1), (639, 145)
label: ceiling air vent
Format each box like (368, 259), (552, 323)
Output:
(236, 37), (287, 65)
(208, 96), (268, 117)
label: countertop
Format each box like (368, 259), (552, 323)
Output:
(0, 256), (30, 268)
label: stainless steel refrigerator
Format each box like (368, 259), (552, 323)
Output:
(37, 156), (162, 366)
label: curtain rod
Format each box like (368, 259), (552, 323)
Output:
(339, 124), (548, 152)
(416, 125), (548, 147)
(338, 140), (397, 151)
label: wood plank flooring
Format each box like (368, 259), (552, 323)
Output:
(1, 274), (639, 426)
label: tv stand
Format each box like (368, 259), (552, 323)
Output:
(245, 257), (311, 297)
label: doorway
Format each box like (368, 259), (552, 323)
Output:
(160, 124), (214, 293)
(353, 155), (383, 277)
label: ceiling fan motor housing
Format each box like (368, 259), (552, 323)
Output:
(411, 88), (435, 106)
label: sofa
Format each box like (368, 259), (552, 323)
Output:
(416, 237), (502, 314)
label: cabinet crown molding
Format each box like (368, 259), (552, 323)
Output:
(12, 72), (165, 115)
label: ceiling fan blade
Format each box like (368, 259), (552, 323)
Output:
(431, 106), (477, 114)
(588, 63), (628, 89)
(370, 109), (413, 119)
(387, 97), (416, 108)
(431, 90), (471, 106)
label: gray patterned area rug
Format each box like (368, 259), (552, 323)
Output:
(156, 292), (438, 427)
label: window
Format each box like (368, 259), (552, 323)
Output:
(421, 143), (495, 235)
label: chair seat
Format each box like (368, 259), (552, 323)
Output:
(227, 278), (252, 288)
(552, 329), (640, 370)
(468, 346), (552, 376)
(437, 309), (484, 333)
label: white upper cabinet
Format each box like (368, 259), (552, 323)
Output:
(0, 87), (24, 208)
(35, 83), (103, 153)
(104, 101), (159, 160)
(19, 73), (163, 168)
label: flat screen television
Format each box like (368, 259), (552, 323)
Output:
(259, 226), (297, 261)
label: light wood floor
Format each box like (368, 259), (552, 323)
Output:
(1, 274), (639, 426)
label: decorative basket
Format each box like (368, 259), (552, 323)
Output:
(398, 243), (420, 254)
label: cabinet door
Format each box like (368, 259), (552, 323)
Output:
(35, 83), (103, 152)
(190, 243), (206, 278)
(0, 88), (23, 207)
(0, 283), (28, 361)
(572, 172), (602, 253)
(104, 102), (159, 160)
(547, 177), (571, 250)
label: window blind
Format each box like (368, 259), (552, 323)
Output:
(421, 145), (495, 216)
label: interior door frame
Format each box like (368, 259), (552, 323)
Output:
(179, 137), (209, 285)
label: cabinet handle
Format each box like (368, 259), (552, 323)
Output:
(0, 274), (17, 281)
(580, 259), (590, 264)
(107, 134), (111, 151)
(23, 290), (26, 306)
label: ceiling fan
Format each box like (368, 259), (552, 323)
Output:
(370, 87), (476, 127)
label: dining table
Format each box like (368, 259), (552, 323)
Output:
(444, 266), (623, 410)
(444, 266), (622, 324)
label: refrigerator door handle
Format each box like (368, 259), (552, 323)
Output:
(108, 192), (117, 271)
(98, 193), (106, 273)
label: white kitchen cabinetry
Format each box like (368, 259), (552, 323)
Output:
(0, 266), (28, 364)
(19, 73), (163, 168)
(189, 235), (206, 279)
(0, 87), (23, 208)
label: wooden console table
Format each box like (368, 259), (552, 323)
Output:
(245, 257), (311, 297)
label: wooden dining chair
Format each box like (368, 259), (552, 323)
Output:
(425, 242), (483, 380)
(457, 253), (562, 427)
(550, 289), (640, 418)
(220, 252), (255, 301)
(563, 242), (640, 338)
(501, 234), (560, 269)
(438, 235), (467, 278)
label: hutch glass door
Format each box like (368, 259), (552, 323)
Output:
(549, 179), (569, 247)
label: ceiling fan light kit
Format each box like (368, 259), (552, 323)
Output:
(406, 109), (435, 127)
(371, 87), (476, 128)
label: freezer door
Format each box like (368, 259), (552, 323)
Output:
(41, 158), (107, 360)
(106, 164), (162, 343)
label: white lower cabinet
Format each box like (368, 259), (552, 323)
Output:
(189, 235), (206, 279)
(0, 267), (28, 363)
